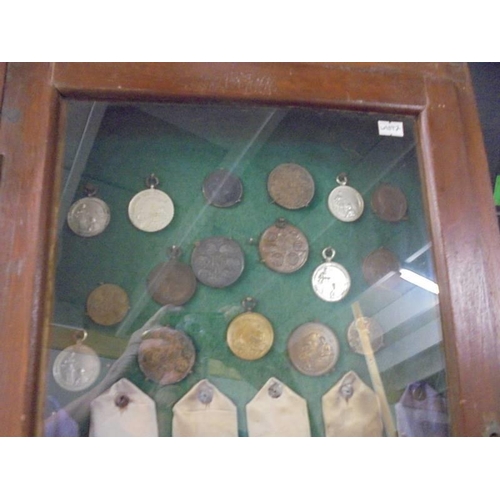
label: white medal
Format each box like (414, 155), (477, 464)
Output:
(67, 184), (110, 237)
(327, 173), (364, 222)
(311, 247), (351, 302)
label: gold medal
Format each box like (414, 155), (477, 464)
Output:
(226, 297), (274, 360)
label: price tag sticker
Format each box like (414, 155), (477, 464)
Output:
(378, 120), (404, 137)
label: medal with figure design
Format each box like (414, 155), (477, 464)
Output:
(327, 173), (364, 222)
(311, 247), (351, 302)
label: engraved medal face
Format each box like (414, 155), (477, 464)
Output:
(347, 316), (384, 354)
(67, 197), (110, 237)
(202, 169), (243, 208)
(147, 256), (197, 306)
(128, 188), (174, 232)
(191, 236), (245, 288)
(86, 283), (130, 326)
(227, 299), (274, 360)
(138, 326), (195, 385)
(362, 247), (400, 285)
(53, 343), (101, 392)
(287, 322), (339, 376)
(259, 218), (309, 273)
(371, 183), (408, 222)
(267, 163), (315, 209)
(327, 174), (364, 222)
(311, 247), (350, 302)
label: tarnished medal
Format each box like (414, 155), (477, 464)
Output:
(202, 169), (243, 208)
(67, 184), (110, 237)
(287, 322), (339, 376)
(147, 246), (197, 306)
(138, 326), (196, 385)
(86, 283), (130, 326)
(267, 163), (315, 209)
(311, 247), (351, 302)
(347, 316), (384, 354)
(327, 173), (364, 222)
(371, 183), (408, 222)
(53, 330), (101, 392)
(226, 297), (274, 360)
(191, 236), (245, 288)
(259, 218), (309, 273)
(128, 174), (174, 232)
(362, 247), (400, 285)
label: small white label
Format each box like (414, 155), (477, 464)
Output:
(378, 120), (404, 137)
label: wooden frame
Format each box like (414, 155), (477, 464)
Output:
(0, 63), (498, 436)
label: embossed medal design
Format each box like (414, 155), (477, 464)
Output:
(202, 169), (243, 208)
(128, 174), (174, 232)
(86, 283), (130, 326)
(362, 247), (400, 285)
(147, 246), (197, 306)
(347, 316), (384, 354)
(371, 183), (408, 222)
(67, 184), (110, 237)
(287, 322), (339, 376)
(327, 173), (364, 222)
(53, 330), (101, 391)
(191, 236), (245, 288)
(259, 218), (309, 273)
(267, 163), (315, 209)
(311, 247), (351, 302)
(226, 297), (274, 360)
(138, 326), (196, 385)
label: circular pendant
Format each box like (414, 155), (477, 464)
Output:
(371, 183), (408, 222)
(311, 247), (351, 302)
(67, 185), (110, 237)
(259, 218), (309, 273)
(86, 283), (130, 326)
(191, 236), (245, 288)
(362, 247), (400, 285)
(138, 326), (196, 385)
(128, 174), (174, 232)
(267, 163), (315, 209)
(347, 316), (384, 354)
(202, 169), (243, 208)
(147, 246), (197, 306)
(287, 322), (339, 376)
(327, 173), (364, 222)
(226, 298), (274, 360)
(53, 331), (101, 391)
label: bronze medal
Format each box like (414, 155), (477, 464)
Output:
(86, 283), (130, 326)
(147, 246), (197, 306)
(371, 183), (408, 222)
(362, 247), (400, 285)
(287, 322), (339, 376)
(347, 316), (384, 354)
(138, 326), (196, 385)
(226, 298), (274, 361)
(259, 218), (309, 273)
(267, 163), (315, 209)
(202, 169), (243, 208)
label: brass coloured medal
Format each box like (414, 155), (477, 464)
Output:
(311, 247), (351, 302)
(371, 183), (408, 222)
(347, 316), (384, 354)
(267, 163), (315, 209)
(67, 184), (110, 237)
(362, 247), (400, 285)
(202, 169), (243, 208)
(86, 283), (130, 326)
(327, 173), (364, 222)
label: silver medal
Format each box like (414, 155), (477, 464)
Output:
(311, 247), (351, 302)
(67, 184), (110, 237)
(327, 173), (364, 222)
(128, 174), (174, 232)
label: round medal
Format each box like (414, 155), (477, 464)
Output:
(53, 330), (101, 391)
(347, 316), (384, 354)
(362, 247), (400, 285)
(191, 236), (245, 288)
(147, 246), (197, 306)
(202, 169), (243, 208)
(138, 326), (195, 385)
(128, 174), (174, 232)
(311, 247), (351, 302)
(287, 322), (339, 376)
(267, 163), (315, 209)
(327, 173), (364, 222)
(67, 184), (110, 237)
(371, 183), (408, 222)
(259, 218), (309, 273)
(227, 298), (274, 360)
(86, 283), (130, 326)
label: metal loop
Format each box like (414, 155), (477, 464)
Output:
(83, 183), (98, 197)
(322, 246), (336, 262)
(73, 329), (88, 344)
(241, 297), (257, 312)
(168, 245), (182, 259)
(275, 217), (287, 228)
(336, 173), (348, 186)
(146, 173), (160, 189)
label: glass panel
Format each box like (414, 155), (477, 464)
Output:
(43, 101), (448, 437)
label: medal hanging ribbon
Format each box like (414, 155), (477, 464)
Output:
(172, 379), (238, 437)
(246, 377), (311, 437)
